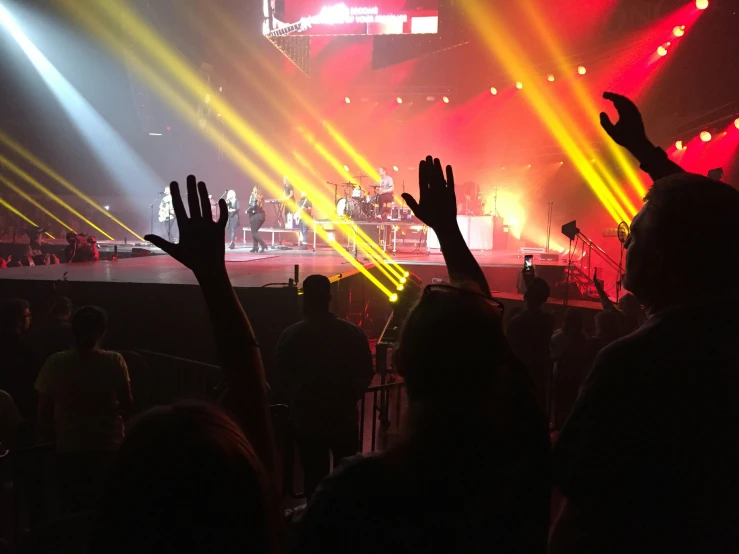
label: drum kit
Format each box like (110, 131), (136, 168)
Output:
(335, 175), (382, 220)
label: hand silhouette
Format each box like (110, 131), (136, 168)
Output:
(402, 156), (457, 230)
(599, 92), (651, 153)
(144, 175), (228, 276)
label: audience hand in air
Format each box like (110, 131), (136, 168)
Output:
(600, 92), (652, 154)
(402, 155), (457, 231)
(145, 175), (228, 276)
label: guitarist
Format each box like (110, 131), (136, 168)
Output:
(158, 185), (176, 242)
(294, 191), (312, 249)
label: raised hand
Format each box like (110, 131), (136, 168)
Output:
(145, 175), (227, 277)
(402, 156), (457, 231)
(599, 92), (652, 153)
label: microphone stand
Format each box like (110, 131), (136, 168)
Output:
(149, 194), (163, 237)
(327, 181), (340, 207)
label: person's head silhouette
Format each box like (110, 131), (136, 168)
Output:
(90, 403), (277, 554)
(72, 306), (107, 350)
(524, 278), (550, 311)
(395, 284), (507, 414)
(624, 173), (739, 311)
(302, 274), (331, 316)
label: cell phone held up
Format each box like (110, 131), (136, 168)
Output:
(523, 254), (534, 274)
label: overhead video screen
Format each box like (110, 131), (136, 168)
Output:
(262, 0), (439, 37)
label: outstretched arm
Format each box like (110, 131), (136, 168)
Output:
(145, 176), (275, 480)
(402, 156), (490, 296)
(600, 92), (685, 183)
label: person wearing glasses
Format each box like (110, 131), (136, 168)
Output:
(292, 156), (550, 554)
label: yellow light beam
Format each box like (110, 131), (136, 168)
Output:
(82, 0), (399, 276)
(0, 173), (74, 234)
(64, 1), (398, 293)
(0, 130), (144, 240)
(521, 0), (646, 200)
(0, 154), (114, 239)
(464, 3), (627, 223)
(0, 197), (55, 238)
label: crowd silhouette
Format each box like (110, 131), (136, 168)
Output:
(0, 92), (737, 554)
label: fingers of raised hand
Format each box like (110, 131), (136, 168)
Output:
(198, 181), (211, 221)
(187, 175), (200, 219)
(599, 112), (615, 133)
(171, 181), (186, 221)
(401, 193), (419, 213)
(445, 165), (454, 191)
(144, 234), (175, 256)
(217, 199), (228, 228)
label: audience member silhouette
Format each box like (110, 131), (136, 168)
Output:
(89, 177), (282, 554)
(550, 92), (739, 553)
(35, 306), (133, 513)
(275, 274), (374, 498)
(549, 309), (588, 429)
(585, 309), (622, 363)
(291, 157), (550, 554)
(506, 277), (555, 413)
(594, 277), (644, 335)
(0, 298), (37, 421)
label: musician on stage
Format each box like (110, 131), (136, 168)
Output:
(377, 166), (395, 218)
(158, 185), (176, 242)
(262, 0), (285, 35)
(281, 177), (295, 227)
(226, 190), (240, 250)
(295, 191), (313, 249)
(247, 186), (269, 253)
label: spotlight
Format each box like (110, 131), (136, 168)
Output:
(700, 131), (712, 142)
(396, 97), (403, 104)
(657, 46), (668, 56)
(675, 140), (684, 150)
(695, 0), (708, 9)
(392, 165), (399, 171)
(400, 277), (407, 284)
(490, 87), (498, 95)
(389, 293), (398, 302)
(515, 81), (523, 90)
(577, 66), (587, 75)
(734, 118), (739, 130)
(343, 164), (350, 171)
(397, 285), (404, 291)
(673, 25), (685, 37)
(442, 96), (449, 104)
(344, 96), (351, 104)
(166, 126), (171, 131)
(547, 74), (555, 82)
(104, 205), (110, 211)
(403, 271), (410, 277)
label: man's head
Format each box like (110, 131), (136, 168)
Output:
(302, 275), (331, 316)
(623, 173), (739, 309)
(378, 167), (387, 177)
(0, 298), (31, 333)
(50, 297), (73, 321)
(395, 285), (507, 408)
(283, 177), (289, 186)
(164, 185), (171, 195)
(523, 278), (550, 310)
(300, 191), (307, 200)
(66, 231), (78, 245)
(72, 306), (107, 350)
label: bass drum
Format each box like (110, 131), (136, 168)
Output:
(337, 198), (360, 218)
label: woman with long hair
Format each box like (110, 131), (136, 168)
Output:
(226, 190), (240, 250)
(247, 186), (268, 253)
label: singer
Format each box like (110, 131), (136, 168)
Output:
(226, 190), (240, 249)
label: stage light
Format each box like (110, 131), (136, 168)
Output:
(675, 140), (684, 150)
(673, 25), (685, 37)
(390, 293), (398, 303)
(396, 97), (403, 104)
(657, 46), (668, 56)
(490, 87), (498, 95)
(442, 96), (449, 103)
(148, 132), (162, 136)
(696, 0), (708, 9)
(577, 66), (587, 75)
(166, 126), (171, 131)
(344, 96), (351, 104)
(547, 74), (555, 82)
(392, 165), (399, 171)
(403, 271), (410, 277)
(104, 205), (110, 211)
(397, 285), (404, 291)
(400, 277), (407, 284)
(700, 131), (712, 142)
(734, 118), (739, 130)
(515, 81), (523, 89)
